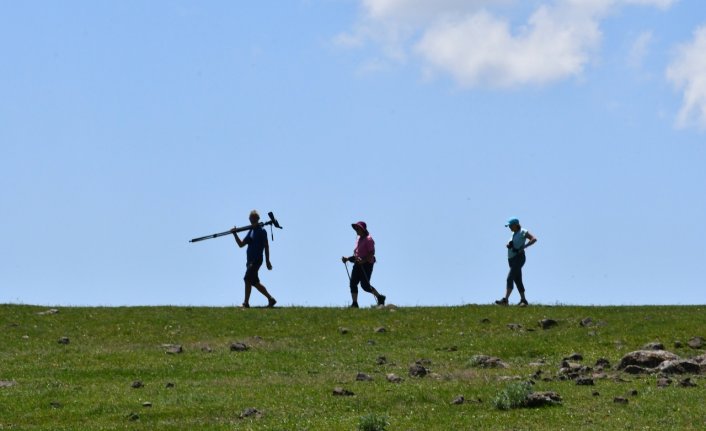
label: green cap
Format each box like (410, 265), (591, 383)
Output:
(505, 218), (519, 227)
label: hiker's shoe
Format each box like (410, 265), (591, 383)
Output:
(377, 295), (386, 306)
(518, 299), (529, 307)
(494, 298), (508, 306)
(241, 303), (250, 308)
(267, 298), (277, 308)
(350, 302), (359, 308)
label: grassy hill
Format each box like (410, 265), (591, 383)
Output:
(1, 304), (704, 430)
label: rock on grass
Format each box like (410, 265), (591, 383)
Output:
(332, 387), (354, 396)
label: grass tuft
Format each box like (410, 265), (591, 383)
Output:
(358, 413), (389, 431)
(492, 381), (533, 410)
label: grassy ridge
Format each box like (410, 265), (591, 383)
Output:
(1, 304), (705, 430)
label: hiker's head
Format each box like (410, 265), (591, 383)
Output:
(351, 221), (368, 236)
(249, 210), (260, 225)
(505, 218), (520, 232)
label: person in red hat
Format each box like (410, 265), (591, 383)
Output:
(341, 221), (386, 308)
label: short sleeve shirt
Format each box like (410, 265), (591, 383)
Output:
(244, 227), (267, 262)
(354, 235), (376, 263)
(508, 229), (528, 259)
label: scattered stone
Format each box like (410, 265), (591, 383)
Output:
(592, 391), (600, 396)
(131, 381), (144, 389)
(451, 395), (465, 405)
(642, 342), (665, 351)
(470, 355), (509, 369)
(628, 389), (638, 396)
(529, 359), (546, 367)
(674, 341), (683, 348)
(367, 340), (376, 345)
(480, 318), (491, 324)
(613, 397), (629, 405)
(376, 356), (387, 365)
(439, 345), (458, 352)
(563, 353), (583, 361)
(558, 360), (591, 379)
(539, 319), (558, 330)
(165, 382), (175, 388)
(386, 373), (403, 383)
(409, 364), (428, 378)
(677, 375), (694, 389)
(22, 335), (29, 340)
(579, 317), (594, 327)
(507, 323), (522, 331)
(657, 377), (672, 388)
(50, 401), (62, 409)
(592, 372), (608, 380)
(657, 359), (701, 375)
(0, 380), (17, 388)
(201, 345), (213, 353)
(332, 387), (354, 396)
(164, 344), (183, 354)
(595, 358), (611, 369)
(576, 377), (594, 386)
(57, 337), (70, 345)
(230, 342), (248, 352)
(339, 327), (349, 335)
(415, 358), (432, 366)
(688, 337), (704, 349)
(525, 391), (562, 407)
(37, 309), (59, 315)
(617, 350), (680, 370)
(239, 407), (263, 419)
(622, 365), (651, 375)
(142, 402), (152, 408)
(127, 412), (140, 421)
(356, 372), (373, 382)
(374, 327), (386, 333)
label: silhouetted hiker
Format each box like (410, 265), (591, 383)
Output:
(231, 210), (277, 308)
(495, 218), (537, 307)
(342, 221), (386, 308)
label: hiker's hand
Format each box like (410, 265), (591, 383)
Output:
(266, 261), (273, 270)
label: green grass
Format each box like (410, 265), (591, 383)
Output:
(1, 304), (705, 430)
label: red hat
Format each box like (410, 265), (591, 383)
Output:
(351, 221), (368, 234)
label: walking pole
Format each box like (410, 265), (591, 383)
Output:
(343, 260), (351, 281)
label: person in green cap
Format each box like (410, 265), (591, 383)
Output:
(495, 218), (537, 307)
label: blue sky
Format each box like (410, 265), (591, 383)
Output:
(1, 0), (705, 307)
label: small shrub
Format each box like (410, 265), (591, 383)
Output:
(493, 382), (532, 410)
(358, 413), (388, 431)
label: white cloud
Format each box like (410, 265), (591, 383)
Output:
(340, 0), (677, 88)
(627, 31), (653, 69)
(667, 25), (706, 130)
(416, 5), (602, 87)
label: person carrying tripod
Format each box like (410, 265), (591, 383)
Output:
(231, 210), (277, 308)
(342, 221), (386, 308)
